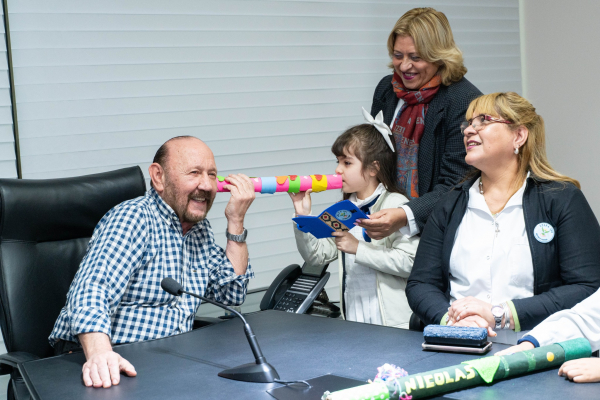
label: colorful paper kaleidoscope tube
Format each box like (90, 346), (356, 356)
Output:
(322, 338), (592, 400)
(216, 174), (343, 194)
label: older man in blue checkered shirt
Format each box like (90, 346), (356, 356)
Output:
(49, 136), (256, 388)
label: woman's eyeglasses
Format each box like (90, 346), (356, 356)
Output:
(460, 114), (513, 134)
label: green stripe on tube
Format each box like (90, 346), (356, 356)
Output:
(288, 176), (301, 193)
(559, 337), (593, 361)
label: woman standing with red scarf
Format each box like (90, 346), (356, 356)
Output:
(358, 8), (481, 240)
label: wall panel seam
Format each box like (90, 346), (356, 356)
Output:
(2, 0), (20, 178)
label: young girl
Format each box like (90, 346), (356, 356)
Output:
(290, 116), (419, 329)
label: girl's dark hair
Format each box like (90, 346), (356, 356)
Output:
(331, 123), (404, 200)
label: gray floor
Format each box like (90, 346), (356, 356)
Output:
(0, 375), (7, 400)
(0, 340), (7, 400)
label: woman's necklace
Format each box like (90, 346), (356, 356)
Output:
(479, 180), (504, 237)
(479, 180), (510, 216)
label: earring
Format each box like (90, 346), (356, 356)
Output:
(514, 147), (519, 155)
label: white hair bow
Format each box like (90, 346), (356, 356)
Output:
(361, 107), (396, 152)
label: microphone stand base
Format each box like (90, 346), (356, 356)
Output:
(218, 362), (280, 383)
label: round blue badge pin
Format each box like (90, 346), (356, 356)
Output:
(534, 223), (555, 243)
(335, 210), (352, 221)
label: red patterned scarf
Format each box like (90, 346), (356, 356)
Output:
(391, 72), (441, 199)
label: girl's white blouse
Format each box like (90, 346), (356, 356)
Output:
(344, 183), (386, 325)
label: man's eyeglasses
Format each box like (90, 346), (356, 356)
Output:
(460, 114), (513, 134)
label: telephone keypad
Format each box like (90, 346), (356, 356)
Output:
(273, 275), (320, 313)
(274, 293), (306, 312)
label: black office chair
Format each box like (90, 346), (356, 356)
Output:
(0, 167), (146, 400)
(409, 312), (425, 332)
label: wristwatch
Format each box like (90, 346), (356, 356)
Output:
(502, 302), (511, 329)
(226, 228), (248, 243)
(491, 304), (504, 330)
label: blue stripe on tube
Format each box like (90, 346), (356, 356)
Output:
(260, 177), (277, 194)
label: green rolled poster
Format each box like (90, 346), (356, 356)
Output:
(323, 338), (591, 400)
(322, 382), (389, 400)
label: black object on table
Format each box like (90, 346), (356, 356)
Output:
(19, 310), (600, 400)
(267, 374), (365, 400)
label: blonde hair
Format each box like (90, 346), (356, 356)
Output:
(466, 92), (580, 189)
(387, 7), (467, 86)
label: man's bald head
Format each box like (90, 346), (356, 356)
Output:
(153, 136), (206, 171)
(148, 136), (218, 231)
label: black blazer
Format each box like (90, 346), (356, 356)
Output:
(370, 75), (482, 231)
(406, 176), (600, 330)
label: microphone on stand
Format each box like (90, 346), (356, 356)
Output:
(161, 277), (280, 383)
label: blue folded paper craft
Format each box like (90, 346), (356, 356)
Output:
(292, 200), (368, 239)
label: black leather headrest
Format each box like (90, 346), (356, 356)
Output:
(0, 167), (146, 242)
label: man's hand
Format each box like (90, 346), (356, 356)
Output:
(355, 208), (407, 240)
(79, 332), (136, 388)
(495, 341), (534, 356)
(332, 231), (359, 254)
(559, 358), (600, 383)
(288, 189), (312, 216)
(223, 174), (254, 275)
(82, 350), (137, 388)
(447, 296), (494, 327)
(223, 174), (256, 232)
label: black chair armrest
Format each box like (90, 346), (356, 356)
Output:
(0, 351), (40, 375)
(409, 313), (425, 332)
(193, 316), (224, 329)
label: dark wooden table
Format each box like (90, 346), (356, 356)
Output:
(19, 310), (600, 399)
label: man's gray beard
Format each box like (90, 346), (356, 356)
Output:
(160, 172), (213, 224)
(181, 202), (210, 224)
(186, 189), (214, 223)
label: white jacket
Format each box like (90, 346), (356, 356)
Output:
(293, 190), (420, 329)
(527, 288), (600, 351)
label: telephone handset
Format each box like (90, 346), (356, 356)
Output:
(260, 262), (336, 315)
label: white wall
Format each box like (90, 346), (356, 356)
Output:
(520, 0), (600, 215)
(6, 0), (521, 300)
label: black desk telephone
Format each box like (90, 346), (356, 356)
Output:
(260, 262), (339, 316)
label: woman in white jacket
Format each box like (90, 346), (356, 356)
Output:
(290, 114), (419, 329)
(497, 288), (600, 382)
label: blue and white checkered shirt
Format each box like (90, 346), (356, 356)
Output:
(49, 188), (253, 345)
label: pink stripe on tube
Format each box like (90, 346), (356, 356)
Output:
(299, 175), (313, 191)
(217, 177), (228, 192)
(327, 174), (343, 190)
(217, 176), (262, 192)
(275, 178), (289, 192)
(252, 177), (262, 193)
